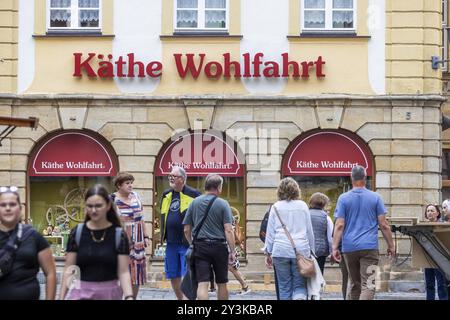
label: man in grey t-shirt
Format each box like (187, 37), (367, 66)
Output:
(183, 174), (235, 300)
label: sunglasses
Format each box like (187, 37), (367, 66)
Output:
(0, 186), (19, 193)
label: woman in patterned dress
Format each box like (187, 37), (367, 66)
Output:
(112, 172), (150, 299)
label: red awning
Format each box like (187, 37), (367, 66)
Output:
(282, 130), (373, 177)
(29, 131), (118, 177)
(155, 131), (244, 177)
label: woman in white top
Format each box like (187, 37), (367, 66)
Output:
(264, 177), (315, 300)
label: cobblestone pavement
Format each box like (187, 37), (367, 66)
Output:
(41, 284), (425, 300)
(136, 288), (425, 300)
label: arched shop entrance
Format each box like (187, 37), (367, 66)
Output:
(281, 129), (374, 217)
(27, 130), (119, 256)
(153, 130), (245, 259)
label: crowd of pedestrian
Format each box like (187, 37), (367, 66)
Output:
(0, 165), (449, 300)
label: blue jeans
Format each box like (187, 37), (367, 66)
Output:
(424, 268), (448, 300)
(272, 257), (307, 300)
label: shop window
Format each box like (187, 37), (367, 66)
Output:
(175, 0), (228, 31)
(301, 0), (356, 32)
(153, 130), (245, 260)
(27, 130), (118, 257)
(153, 176), (245, 258)
(48, 0), (101, 31)
(29, 176), (114, 257)
(293, 176), (372, 219)
(282, 130), (374, 218)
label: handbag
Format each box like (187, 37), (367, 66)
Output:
(181, 196), (218, 300)
(272, 205), (316, 279)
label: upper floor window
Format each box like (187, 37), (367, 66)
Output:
(175, 0), (228, 31)
(48, 0), (101, 30)
(302, 0), (355, 31)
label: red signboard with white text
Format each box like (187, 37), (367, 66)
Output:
(155, 132), (244, 177)
(29, 132), (118, 176)
(282, 130), (373, 177)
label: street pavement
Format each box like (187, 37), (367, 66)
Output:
(136, 287), (425, 300)
(40, 284), (425, 300)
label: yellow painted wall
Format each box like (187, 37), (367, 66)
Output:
(285, 38), (373, 94)
(26, 0), (117, 94)
(0, 0), (18, 93)
(155, 38), (247, 95)
(386, 0), (442, 94)
(24, 0), (445, 96)
(26, 38), (119, 94)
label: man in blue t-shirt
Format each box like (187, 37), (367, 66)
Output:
(332, 165), (395, 300)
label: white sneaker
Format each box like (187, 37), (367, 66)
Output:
(237, 286), (251, 295)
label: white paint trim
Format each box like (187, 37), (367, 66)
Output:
(18, 0), (35, 93)
(240, 0), (289, 94)
(113, 0), (162, 94)
(368, 0), (385, 94)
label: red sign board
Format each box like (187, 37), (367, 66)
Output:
(155, 132), (244, 177)
(29, 132), (118, 176)
(282, 130), (373, 177)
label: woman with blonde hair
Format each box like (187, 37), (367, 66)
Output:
(263, 177), (315, 300)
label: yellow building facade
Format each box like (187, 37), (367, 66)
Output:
(0, 0), (447, 291)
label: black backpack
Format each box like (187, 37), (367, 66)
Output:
(259, 205), (272, 243)
(75, 223), (123, 250)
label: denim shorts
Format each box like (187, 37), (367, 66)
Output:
(164, 243), (189, 279)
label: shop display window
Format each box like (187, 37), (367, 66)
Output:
(153, 176), (245, 259)
(29, 176), (113, 257)
(293, 176), (372, 219)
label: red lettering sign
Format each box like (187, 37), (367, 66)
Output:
(282, 130), (373, 177)
(155, 132), (244, 177)
(73, 52), (325, 79)
(29, 132), (118, 176)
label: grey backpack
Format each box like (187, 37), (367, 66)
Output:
(75, 223), (123, 250)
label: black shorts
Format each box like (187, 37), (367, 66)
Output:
(193, 241), (229, 284)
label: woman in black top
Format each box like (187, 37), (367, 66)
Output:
(0, 186), (56, 300)
(60, 184), (133, 300)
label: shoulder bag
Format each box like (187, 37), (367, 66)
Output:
(272, 205), (316, 278)
(181, 195), (218, 300)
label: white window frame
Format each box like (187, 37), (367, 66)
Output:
(174, 0), (229, 32)
(301, 0), (357, 32)
(47, 0), (102, 31)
